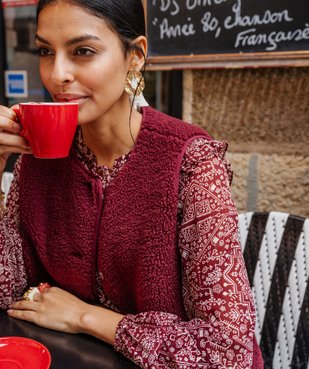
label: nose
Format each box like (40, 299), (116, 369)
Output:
(50, 54), (74, 86)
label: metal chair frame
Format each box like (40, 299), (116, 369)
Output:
(238, 211), (309, 369)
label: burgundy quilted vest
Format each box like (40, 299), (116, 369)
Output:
(19, 106), (210, 317)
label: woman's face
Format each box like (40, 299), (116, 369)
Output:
(36, 2), (133, 125)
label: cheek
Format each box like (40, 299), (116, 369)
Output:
(89, 56), (129, 89)
(86, 67), (127, 97)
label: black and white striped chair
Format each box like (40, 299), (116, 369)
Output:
(238, 212), (309, 369)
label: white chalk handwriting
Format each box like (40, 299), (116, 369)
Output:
(150, 0), (307, 52)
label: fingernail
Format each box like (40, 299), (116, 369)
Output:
(13, 123), (21, 132)
(7, 309), (13, 314)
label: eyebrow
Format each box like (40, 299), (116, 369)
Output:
(35, 34), (101, 46)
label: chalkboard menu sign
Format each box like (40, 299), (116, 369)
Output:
(145, 0), (309, 69)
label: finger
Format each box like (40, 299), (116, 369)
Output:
(0, 116), (20, 133)
(0, 107), (20, 131)
(0, 145), (32, 155)
(0, 121), (20, 136)
(10, 298), (38, 310)
(0, 105), (16, 120)
(7, 308), (37, 322)
(0, 113), (18, 130)
(32, 292), (43, 302)
(0, 132), (31, 149)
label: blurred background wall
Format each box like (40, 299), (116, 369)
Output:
(183, 67), (309, 217)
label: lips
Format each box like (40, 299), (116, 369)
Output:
(53, 94), (88, 104)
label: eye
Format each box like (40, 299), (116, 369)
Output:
(37, 47), (53, 57)
(74, 47), (95, 56)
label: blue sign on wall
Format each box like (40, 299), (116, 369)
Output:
(5, 70), (28, 98)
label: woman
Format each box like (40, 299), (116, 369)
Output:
(0, 0), (263, 368)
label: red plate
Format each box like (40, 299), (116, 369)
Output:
(0, 337), (51, 369)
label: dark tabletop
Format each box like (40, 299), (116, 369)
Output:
(0, 310), (138, 369)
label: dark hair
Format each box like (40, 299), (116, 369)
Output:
(36, 0), (146, 55)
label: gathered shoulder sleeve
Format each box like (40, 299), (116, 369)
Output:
(114, 138), (256, 368)
(0, 156), (27, 309)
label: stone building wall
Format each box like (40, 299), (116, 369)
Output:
(183, 67), (309, 218)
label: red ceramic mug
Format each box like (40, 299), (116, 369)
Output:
(14, 102), (79, 159)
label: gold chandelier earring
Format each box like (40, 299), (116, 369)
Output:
(124, 70), (145, 97)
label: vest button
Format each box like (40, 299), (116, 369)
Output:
(70, 251), (83, 259)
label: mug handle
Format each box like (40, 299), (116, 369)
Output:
(12, 107), (27, 139)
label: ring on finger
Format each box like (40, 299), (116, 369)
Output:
(23, 287), (40, 301)
(23, 282), (51, 301)
(38, 282), (50, 293)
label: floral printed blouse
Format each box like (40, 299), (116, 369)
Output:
(0, 128), (256, 369)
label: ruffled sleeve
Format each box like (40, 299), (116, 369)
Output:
(180, 138), (233, 185)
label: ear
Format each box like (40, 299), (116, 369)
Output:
(128, 36), (148, 71)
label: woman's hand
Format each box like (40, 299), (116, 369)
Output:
(0, 105), (32, 172)
(7, 287), (89, 334)
(7, 287), (124, 345)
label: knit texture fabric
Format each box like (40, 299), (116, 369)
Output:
(19, 146), (102, 301)
(19, 106), (210, 312)
(96, 107), (211, 317)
